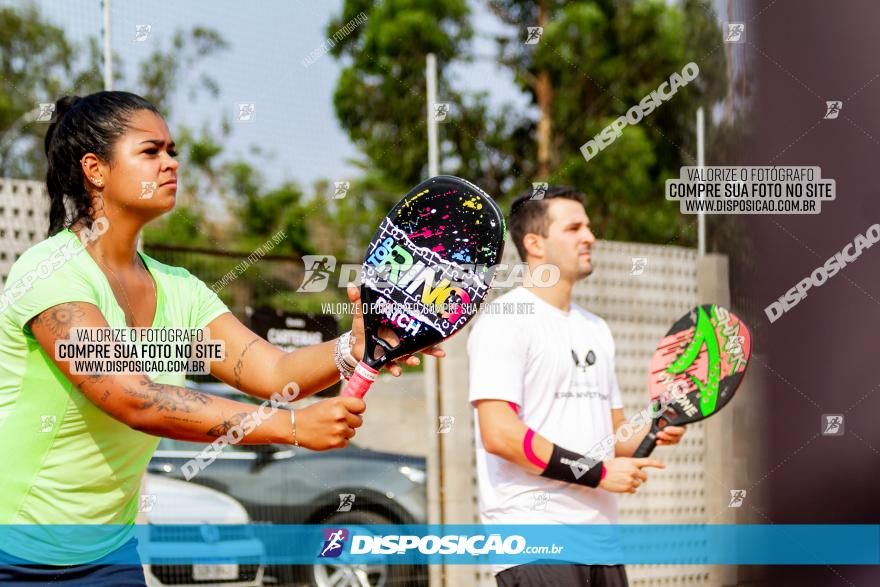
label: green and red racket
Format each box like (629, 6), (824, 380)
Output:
(633, 304), (753, 458)
(342, 175), (505, 398)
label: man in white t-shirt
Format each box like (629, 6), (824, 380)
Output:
(468, 187), (687, 586)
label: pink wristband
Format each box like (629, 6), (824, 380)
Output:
(523, 428), (548, 469)
(506, 402), (548, 470)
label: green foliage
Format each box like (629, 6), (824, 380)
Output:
(242, 182), (313, 256)
(329, 0), (473, 189)
(143, 204), (209, 246)
(0, 3), (233, 246)
(0, 0), (736, 319)
(0, 4), (102, 179)
(0, 3), (304, 313)
(328, 0), (730, 246)
(137, 27), (229, 113)
(311, 171), (410, 259)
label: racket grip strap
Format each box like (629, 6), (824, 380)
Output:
(633, 429), (658, 458)
(342, 362), (378, 398)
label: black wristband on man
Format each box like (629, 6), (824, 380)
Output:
(540, 444), (605, 488)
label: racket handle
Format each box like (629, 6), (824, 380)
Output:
(633, 429), (658, 458)
(341, 362), (379, 398)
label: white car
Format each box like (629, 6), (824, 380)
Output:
(142, 474), (265, 587)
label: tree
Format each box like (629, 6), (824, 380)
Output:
(326, 0), (519, 256)
(328, 0), (476, 188)
(136, 27), (227, 113)
(328, 0), (730, 246)
(0, 5), (102, 179)
(0, 4), (234, 248)
(0, 4), (325, 317)
(309, 170), (410, 261)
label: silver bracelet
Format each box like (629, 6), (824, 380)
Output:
(335, 332), (356, 380)
(343, 331), (358, 367)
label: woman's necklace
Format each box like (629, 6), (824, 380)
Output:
(95, 251), (156, 328)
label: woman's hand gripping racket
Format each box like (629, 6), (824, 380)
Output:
(342, 175), (505, 398)
(632, 305), (753, 458)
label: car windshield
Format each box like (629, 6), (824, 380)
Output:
(156, 437), (269, 452)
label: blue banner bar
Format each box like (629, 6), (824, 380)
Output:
(0, 525), (877, 566)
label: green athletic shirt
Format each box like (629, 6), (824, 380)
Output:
(0, 228), (229, 564)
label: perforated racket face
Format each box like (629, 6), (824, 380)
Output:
(359, 176), (505, 369)
(647, 305), (752, 426)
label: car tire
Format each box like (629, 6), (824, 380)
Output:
(308, 510), (425, 587)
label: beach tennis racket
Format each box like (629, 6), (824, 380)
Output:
(632, 304), (752, 458)
(342, 175), (505, 398)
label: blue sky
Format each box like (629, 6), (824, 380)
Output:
(9, 0), (526, 195)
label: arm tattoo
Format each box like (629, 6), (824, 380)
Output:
(33, 303), (86, 337)
(233, 338), (260, 389)
(206, 412), (251, 437)
(123, 376), (212, 413)
(164, 415), (202, 425)
(74, 372), (108, 390)
(87, 373), (108, 385)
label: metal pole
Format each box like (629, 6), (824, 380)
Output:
(102, 0), (112, 91)
(424, 52), (444, 587)
(697, 107), (705, 256)
(426, 54), (439, 178)
(99, 3), (145, 252)
(101, 0), (142, 250)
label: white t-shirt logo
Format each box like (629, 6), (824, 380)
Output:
(570, 349), (596, 372)
(565, 348), (605, 399)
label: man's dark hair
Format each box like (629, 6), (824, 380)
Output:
(508, 186), (586, 261)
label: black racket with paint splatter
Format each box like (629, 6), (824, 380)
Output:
(342, 176), (505, 398)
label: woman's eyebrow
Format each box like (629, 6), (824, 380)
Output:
(138, 138), (176, 148)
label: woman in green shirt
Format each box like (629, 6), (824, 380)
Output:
(0, 91), (442, 584)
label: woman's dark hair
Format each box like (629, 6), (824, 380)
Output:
(43, 91), (161, 236)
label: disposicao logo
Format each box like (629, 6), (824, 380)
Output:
(318, 528), (349, 558)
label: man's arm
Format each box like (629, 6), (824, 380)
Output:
(475, 399), (552, 472)
(30, 302), (364, 450)
(475, 399), (665, 493)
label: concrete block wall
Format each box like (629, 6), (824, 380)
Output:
(0, 179), (49, 285)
